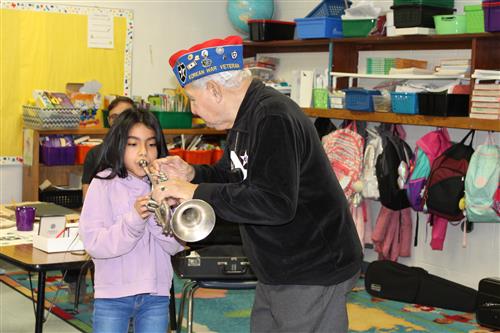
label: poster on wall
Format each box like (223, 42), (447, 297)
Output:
(88, 12), (114, 49)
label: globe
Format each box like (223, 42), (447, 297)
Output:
(227, 0), (274, 34)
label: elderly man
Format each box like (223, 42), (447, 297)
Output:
(154, 35), (362, 332)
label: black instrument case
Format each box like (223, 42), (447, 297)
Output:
(172, 220), (256, 281)
(476, 277), (500, 330)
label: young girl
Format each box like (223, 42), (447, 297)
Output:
(79, 109), (183, 333)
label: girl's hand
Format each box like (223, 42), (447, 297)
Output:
(134, 195), (151, 219)
(151, 156), (195, 182)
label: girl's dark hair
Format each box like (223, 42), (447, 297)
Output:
(94, 109), (167, 180)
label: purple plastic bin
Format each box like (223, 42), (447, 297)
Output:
(41, 146), (76, 166)
(483, 1), (500, 31)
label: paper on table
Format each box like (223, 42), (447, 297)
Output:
(0, 225), (35, 246)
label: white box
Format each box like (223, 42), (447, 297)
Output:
(33, 228), (84, 253)
(387, 26), (436, 37)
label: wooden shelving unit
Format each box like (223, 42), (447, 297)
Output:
(22, 127), (226, 202)
(244, 33), (500, 132)
(23, 34), (500, 201)
(304, 108), (500, 132)
(243, 39), (331, 57)
(38, 127), (226, 136)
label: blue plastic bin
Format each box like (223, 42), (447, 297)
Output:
(344, 88), (381, 112)
(390, 92), (419, 114)
(295, 0), (348, 39)
(295, 17), (343, 39)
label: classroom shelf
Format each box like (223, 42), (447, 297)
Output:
(36, 127), (227, 136)
(243, 39), (331, 57)
(303, 108), (500, 132)
(22, 126), (227, 202)
(331, 72), (465, 80)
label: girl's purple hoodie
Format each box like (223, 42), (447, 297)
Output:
(79, 170), (183, 299)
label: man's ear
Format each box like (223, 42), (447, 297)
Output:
(207, 80), (223, 103)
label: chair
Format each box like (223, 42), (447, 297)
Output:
(73, 260), (95, 312)
(177, 279), (257, 333)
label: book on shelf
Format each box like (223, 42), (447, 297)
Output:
(474, 83), (500, 90)
(470, 106), (500, 114)
(440, 58), (471, 66)
(434, 68), (469, 76)
(472, 89), (500, 97)
(474, 69), (500, 75)
(472, 69), (500, 79)
(47, 92), (74, 108)
(389, 67), (434, 75)
(469, 113), (500, 120)
(33, 90), (55, 108)
(471, 102), (500, 108)
(471, 95), (500, 102)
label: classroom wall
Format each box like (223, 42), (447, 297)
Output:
(21, 0), (499, 288)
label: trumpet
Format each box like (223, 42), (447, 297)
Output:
(139, 159), (216, 242)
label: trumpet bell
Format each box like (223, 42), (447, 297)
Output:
(171, 199), (216, 242)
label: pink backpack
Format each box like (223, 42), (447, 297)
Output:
(406, 128), (452, 211)
(322, 122), (364, 202)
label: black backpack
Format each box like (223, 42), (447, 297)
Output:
(424, 130), (475, 221)
(376, 130), (413, 210)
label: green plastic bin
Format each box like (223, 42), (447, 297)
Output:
(434, 15), (466, 34)
(342, 19), (376, 38)
(151, 111), (192, 129)
(464, 5), (485, 33)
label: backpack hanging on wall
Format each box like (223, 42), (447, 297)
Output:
(361, 128), (383, 200)
(424, 130), (475, 221)
(322, 121), (364, 202)
(375, 128), (413, 210)
(406, 128), (452, 211)
(465, 133), (500, 223)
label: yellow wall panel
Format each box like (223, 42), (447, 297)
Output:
(1, 8), (128, 156)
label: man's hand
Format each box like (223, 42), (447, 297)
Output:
(152, 156), (195, 182)
(151, 179), (198, 204)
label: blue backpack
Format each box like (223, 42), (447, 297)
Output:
(465, 135), (500, 223)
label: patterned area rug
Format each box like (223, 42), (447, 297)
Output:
(0, 271), (496, 333)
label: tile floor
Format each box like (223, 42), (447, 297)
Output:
(0, 259), (81, 333)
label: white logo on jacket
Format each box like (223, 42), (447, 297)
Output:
(230, 150), (248, 180)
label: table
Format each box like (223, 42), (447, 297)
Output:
(0, 243), (90, 333)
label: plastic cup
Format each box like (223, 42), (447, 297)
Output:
(15, 206), (36, 231)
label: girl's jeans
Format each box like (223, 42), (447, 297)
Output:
(93, 294), (169, 333)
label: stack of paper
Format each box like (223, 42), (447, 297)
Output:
(470, 82), (500, 120)
(435, 59), (471, 76)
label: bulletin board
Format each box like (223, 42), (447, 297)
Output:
(0, 2), (133, 156)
